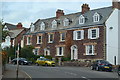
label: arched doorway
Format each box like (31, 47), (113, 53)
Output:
(71, 45), (78, 60)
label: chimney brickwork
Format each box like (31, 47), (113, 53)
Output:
(81, 4), (90, 14)
(112, 0), (120, 10)
(56, 9), (64, 18)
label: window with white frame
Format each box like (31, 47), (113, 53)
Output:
(27, 36), (31, 45)
(3, 25), (9, 31)
(86, 45), (95, 55)
(37, 35), (42, 44)
(88, 28), (99, 39)
(52, 20), (57, 28)
(60, 33), (66, 41)
(56, 47), (64, 56)
(93, 12), (100, 22)
(30, 23), (34, 32)
(48, 34), (54, 43)
(40, 22), (45, 30)
(79, 15), (85, 24)
(33, 48), (39, 55)
(73, 30), (84, 40)
(63, 18), (69, 26)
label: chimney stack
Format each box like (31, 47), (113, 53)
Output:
(56, 9), (64, 18)
(81, 4), (90, 14)
(112, 0), (120, 10)
(17, 22), (23, 28)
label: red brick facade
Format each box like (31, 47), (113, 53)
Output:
(23, 25), (105, 61)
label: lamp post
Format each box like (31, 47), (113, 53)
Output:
(16, 43), (19, 79)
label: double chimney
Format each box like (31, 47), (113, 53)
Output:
(112, 0), (120, 10)
(16, 22), (23, 28)
(55, 4), (90, 18)
(56, 0), (120, 18)
(56, 9), (64, 18)
(81, 4), (90, 14)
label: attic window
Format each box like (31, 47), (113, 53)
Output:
(52, 20), (57, 28)
(93, 12), (100, 22)
(79, 15), (85, 24)
(3, 25), (9, 31)
(40, 22), (45, 30)
(63, 18), (69, 26)
(30, 23), (34, 32)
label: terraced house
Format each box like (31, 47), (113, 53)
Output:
(23, 1), (120, 65)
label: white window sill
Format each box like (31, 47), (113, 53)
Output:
(79, 23), (84, 24)
(59, 40), (65, 42)
(75, 39), (83, 40)
(86, 54), (95, 56)
(48, 41), (53, 43)
(89, 37), (99, 40)
(26, 43), (31, 45)
(55, 55), (64, 57)
(36, 43), (42, 44)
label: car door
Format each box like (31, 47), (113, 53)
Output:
(41, 58), (45, 65)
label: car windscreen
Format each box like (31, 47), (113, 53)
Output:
(101, 60), (110, 64)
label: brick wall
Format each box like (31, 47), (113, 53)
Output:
(24, 26), (105, 60)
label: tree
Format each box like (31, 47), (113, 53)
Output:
(20, 45), (34, 59)
(2, 31), (9, 41)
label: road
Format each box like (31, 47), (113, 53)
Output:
(10, 64), (120, 80)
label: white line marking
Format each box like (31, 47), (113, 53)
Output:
(22, 70), (32, 80)
(65, 72), (77, 76)
(81, 76), (91, 80)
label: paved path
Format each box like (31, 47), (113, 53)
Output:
(2, 64), (31, 80)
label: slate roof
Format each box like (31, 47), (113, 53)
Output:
(9, 29), (24, 38)
(25, 6), (113, 35)
(4, 23), (17, 30)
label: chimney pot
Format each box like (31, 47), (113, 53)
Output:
(81, 3), (90, 14)
(112, 0), (120, 10)
(17, 22), (22, 28)
(56, 9), (64, 18)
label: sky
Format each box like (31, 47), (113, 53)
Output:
(0, 0), (114, 28)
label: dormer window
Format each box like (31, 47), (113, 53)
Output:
(3, 25), (9, 31)
(52, 20), (57, 28)
(63, 18), (69, 26)
(79, 15), (85, 24)
(40, 22), (45, 30)
(30, 23), (34, 32)
(93, 12), (100, 22)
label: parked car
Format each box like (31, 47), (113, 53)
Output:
(118, 65), (120, 76)
(11, 58), (32, 65)
(35, 58), (55, 67)
(90, 60), (112, 71)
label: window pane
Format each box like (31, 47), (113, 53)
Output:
(38, 36), (42, 43)
(92, 29), (96, 38)
(88, 45), (92, 54)
(50, 34), (53, 41)
(59, 47), (62, 55)
(77, 31), (81, 39)
(28, 37), (30, 44)
(61, 33), (65, 41)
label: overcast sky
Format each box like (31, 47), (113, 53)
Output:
(0, 0), (113, 28)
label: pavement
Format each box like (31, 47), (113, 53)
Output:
(1, 64), (31, 80)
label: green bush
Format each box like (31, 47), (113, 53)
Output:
(44, 56), (52, 60)
(61, 57), (71, 61)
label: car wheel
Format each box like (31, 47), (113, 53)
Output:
(45, 63), (48, 66)
(91, 66), (94, 70)
(118, 70), (120, 76)
(13, 62), (16, 65)
(28, 63), (31, 66)
(36, 63), (39, 66)
(21, 62), (24, 65)
(96, 66), (100, 71)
